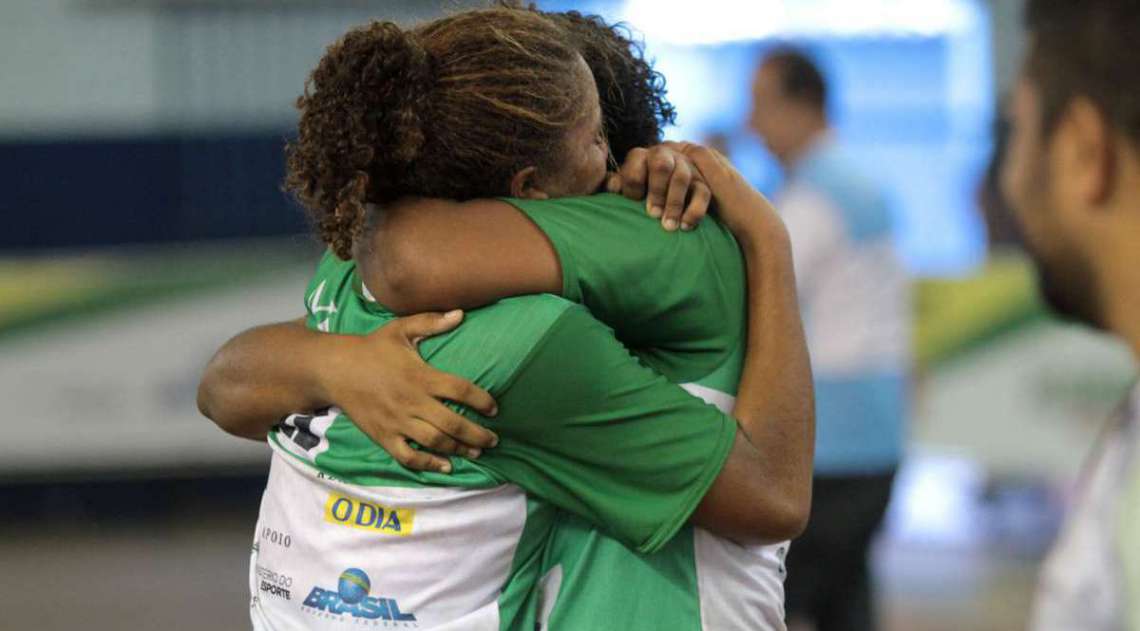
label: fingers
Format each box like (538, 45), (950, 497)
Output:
(384, 437), (454, 474)
(681, 181), (712, 231)
(617, 143), (720, 232)
(419, 397), (499, 450)
(683, 145), (733, 192)
(618, 147), (649, 201)
(431, 372), (498, 419)
(618, 143), (712, 232)
(662, 140), (695, 154)
(404, 420), (465, 458)
(390, 310), (464, 346)
(644, 148), (676, 220)
(660, 157), (693, 232)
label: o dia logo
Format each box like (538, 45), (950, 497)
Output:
(302, 567), (417, 624)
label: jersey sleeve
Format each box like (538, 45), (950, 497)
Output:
(475, 303), (737, 554)
(503, 193), (746, 381)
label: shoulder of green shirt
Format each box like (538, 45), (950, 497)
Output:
(471, 299), (737, 553)
(414, 292), (582, 398)
(500, 193), (649, 302)
(295, 250), (738, 550)
(500, 193), (746, 385)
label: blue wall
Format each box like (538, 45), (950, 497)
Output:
(0, 133), (305, 250)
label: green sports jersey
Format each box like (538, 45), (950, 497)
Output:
(250, 244), (737, 630)
(505, 194), (788, 631)
(510, 193), (746, 391)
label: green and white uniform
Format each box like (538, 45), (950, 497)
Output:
(250, 229), (737, 628)
(507, 194), (789, 630)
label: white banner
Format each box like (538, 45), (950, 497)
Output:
(0, 270), (312, 478)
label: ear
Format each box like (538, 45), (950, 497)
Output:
(510, 166), (550, 200)
(1060, 96), (1116, 206)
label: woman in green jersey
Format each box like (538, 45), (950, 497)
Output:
(200, 7), (812, 630)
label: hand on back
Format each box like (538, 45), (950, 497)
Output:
(607, 143), (712, 232)
(323, 311), (499, 473)
(606, 141), (787, 244)
(678, 143), (788, 246)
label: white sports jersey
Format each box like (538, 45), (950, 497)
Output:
(251, 441), (529, 630)
(687, 385), (789, 631)
(1032, 383), (1140, 630)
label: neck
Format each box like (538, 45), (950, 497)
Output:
(782, 121), (829, 170)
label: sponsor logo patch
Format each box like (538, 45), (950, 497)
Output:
(302, 568), (417, 624)
(256, 565), (293, 601)
(324, 492), (414, 537)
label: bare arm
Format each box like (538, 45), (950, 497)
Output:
(358, 145), (711, 315)
(358, 197), (562, 315)
(688, 146), (815, 543)
(197, 312), (499, 472)
(198, 317), (330, 441)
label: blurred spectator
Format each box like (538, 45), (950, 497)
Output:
(1000, 2), (1140, 629)
(749, 48), (911, 631)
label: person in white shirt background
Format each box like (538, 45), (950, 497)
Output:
(748, 47), (912, 631)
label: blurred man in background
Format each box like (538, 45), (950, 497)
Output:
(749, 48), (911, 631)
(1001, 2), (1140, 629)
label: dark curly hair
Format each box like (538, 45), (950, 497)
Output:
(542, 9), (676, 162)
(285, 9), (588, 259)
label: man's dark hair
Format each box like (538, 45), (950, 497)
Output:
(763, 47), (827, 111)
(1025, 0), (1140, 144)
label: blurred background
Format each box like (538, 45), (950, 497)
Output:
(0, 1), (1135, 629)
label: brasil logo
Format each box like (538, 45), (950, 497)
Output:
(338, 568), (370, 604)
(302, 568), (417, 622)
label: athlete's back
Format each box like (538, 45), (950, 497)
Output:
(252, 250), (736, 630)
(257, 277), (567, 629)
